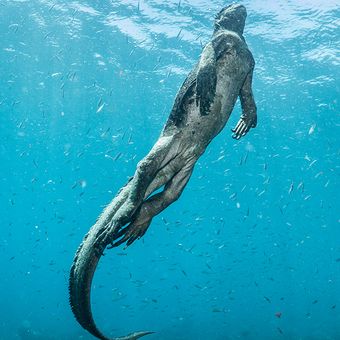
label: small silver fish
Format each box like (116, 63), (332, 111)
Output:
(308, 123), (316, 135)
(96, 103), (105, 113)
(288, 182), (294, 194)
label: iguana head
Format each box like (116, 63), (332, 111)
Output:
(214, 4), (247, 35)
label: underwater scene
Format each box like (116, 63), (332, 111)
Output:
(1, 0), (339, 339)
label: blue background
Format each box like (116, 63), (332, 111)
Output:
(0, 0), (339, 339)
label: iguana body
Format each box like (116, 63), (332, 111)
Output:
(69, 4), (257, 340)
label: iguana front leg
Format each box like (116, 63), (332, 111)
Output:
(232, 69), (257, 139)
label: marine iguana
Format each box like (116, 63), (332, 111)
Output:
(69, 4), (257, 339)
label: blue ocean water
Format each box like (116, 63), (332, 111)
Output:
(1, 0), (339, 339)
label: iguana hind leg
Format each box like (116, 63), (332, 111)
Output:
(99, 135), (181, 247)
(110, 159), (195, 247)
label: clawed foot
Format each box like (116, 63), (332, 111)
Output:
(231, 113), (257, 139)
(96, 203), (153, 250)
(96, 219), (121, 248)
(107, 219), (151, 249)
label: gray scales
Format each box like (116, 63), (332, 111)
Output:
(69, 4), (257, 340)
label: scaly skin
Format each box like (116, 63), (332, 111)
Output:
(69, 226), (154, 340)
(69, 4), (257, 340)
(69, 182), (154, 340)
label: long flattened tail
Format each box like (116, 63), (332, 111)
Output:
(69, 187), (154, 340)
